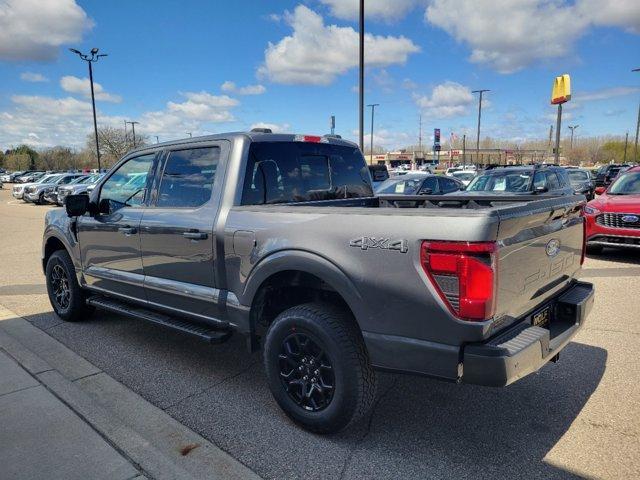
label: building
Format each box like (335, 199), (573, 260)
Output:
(366, 148), (553, 168)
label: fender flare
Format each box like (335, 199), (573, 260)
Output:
(42, 227), (80, 273)
(240, 249), (366, 328)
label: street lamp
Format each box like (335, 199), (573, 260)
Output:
(69, 48), (107, 171)
(125, 121), (139, 147)
(367, 103), (379, 161)
(633, 68), (639, 162)
(472, 89), (490, 163)
(568, 125), (579, 149)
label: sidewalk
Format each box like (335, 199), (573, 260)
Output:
(0, 304), (260, 480)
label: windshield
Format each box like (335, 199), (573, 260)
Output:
(609, 172), (640, 195)
(567, 170), (589, 185)
(69, 176), (89, 185)
(466, 171), (532, 192)
(37, 174), (60, 184)
(452, 172), (475, 182)
(376, 176), (425, 195)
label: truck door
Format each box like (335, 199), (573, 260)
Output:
(78, 152), (157, 299)
(139, 142), (228, 322)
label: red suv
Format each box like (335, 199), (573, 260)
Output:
(583, 166), (640, 253)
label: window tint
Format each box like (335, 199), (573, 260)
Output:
(100, 153), (155, 210)
(421, 176), (438, 193)
(157, 147), (219, 208)
(241, 142), (372, 205)
(546, 171), (561, 190)
(440, 177), (460, 193)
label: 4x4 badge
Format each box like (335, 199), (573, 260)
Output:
(349, 237), (408, 253)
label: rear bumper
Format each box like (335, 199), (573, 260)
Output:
(462, 281), (594, 386)
(363, 281), (594, 386)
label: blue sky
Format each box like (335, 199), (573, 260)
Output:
(1, 0), (639, 150)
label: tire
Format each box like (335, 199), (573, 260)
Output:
(46, 250), (94, 321)
(586, 245), (603, 255)
(263, 302), (377, 433)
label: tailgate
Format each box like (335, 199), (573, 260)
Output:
(494, 197), (585, 322)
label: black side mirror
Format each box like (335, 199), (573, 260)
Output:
(65, 194), (89, 217)
(534, 186), (548, 194)
(98, 198), (111, 215)
(419, 188), (433, 195)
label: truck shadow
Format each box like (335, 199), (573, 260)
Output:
(26, 309), (607, 480)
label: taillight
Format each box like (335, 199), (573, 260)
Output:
(420, 241), (498, 322)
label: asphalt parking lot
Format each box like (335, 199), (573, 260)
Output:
(1, 188), (639, 480)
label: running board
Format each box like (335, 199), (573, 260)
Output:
(86, 295), (232, 344)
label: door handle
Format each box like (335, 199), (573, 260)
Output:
(118, 226), (137, 235)
(183, 231), (208, 240)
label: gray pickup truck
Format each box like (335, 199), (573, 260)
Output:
(42, 131), (594, 433)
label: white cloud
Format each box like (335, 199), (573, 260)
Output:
(425, 0), (640, 73)
(0, 0), (93, 61)
(249, 122), (291, 133)
(414, 81), (474, 118)
(319, 0), (420, 21)
(353, 128), (413, 150)
(258, 5), (420, 85)
(221, 81), (267, 95)
(20, 72), (49, 82)
(574, 86), (640, 102)
(60, 75), (122, 103)
(166, 91), (238, 122)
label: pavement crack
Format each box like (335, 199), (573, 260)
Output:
(338, 378), (398, 480)
(161, 360), (258, 412)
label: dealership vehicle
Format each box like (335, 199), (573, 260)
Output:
(462, 165), (574, 196)
(583, 165), (640, 253)
(375, 173), (464, 200)
(24, 173), (85, 204)
(12, 174), (62, 200)
(595, 164), (631, 188)
(56, 174), (104, 205)
(44, 175), (92, 205)
(3, 171), (25, 183)
(451, 170), (476, 187)
(368, 164), (389, 189)
(566, 168), (595, 201)
(43, 131), (594, 433)
(17, 171), (46, 183)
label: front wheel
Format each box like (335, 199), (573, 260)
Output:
(46, 250), (94, 321)
(263, 303), (377, 433)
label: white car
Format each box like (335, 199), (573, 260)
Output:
(12, 174), (63, 200)
(451, 170), (477, 187)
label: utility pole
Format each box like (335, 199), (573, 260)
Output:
(472, 89), (490, 162)
(358, 0), (364, 152)
(548, 124), (554, 157)
(418, 114), (422, 156)
(367, 104), (379, 161)
(124, 120), (128, 143)
(633, 68), (639, 162)
(126, 121), (139, 147)
(624, 132), (629, 163)
(155, 135), (159, 144)
(462, 134), (466, 165)
(69, 48), (108, 171)
(568, 124), (579, 149)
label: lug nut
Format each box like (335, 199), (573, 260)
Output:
(314, 369), (320, 375)
(303, 375), (308, 380)
(311, 377), (317, 383)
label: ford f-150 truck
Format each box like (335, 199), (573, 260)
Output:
(42, 131), (594, 433)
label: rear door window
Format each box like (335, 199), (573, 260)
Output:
(156, 147), (219, 208)
(241, 142), (373, 204)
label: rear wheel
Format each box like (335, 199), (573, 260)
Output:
(46, 250), (94, 321)
(263, 303), (377, 433)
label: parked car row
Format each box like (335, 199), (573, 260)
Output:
(11, 172), (104, 206)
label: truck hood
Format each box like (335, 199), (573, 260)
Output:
(590, 194), (640, 213)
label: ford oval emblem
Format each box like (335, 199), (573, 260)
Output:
(622, 215), (639, 223)
(545, 239), (561, 257)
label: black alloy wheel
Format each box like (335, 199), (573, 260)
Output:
(278, 332), (335, 412)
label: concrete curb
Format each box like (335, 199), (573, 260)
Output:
(0, 304), (261, 480)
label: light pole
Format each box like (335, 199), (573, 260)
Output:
(69, 48), (107, 171)
(472, 89), (490, 163)
(624, 132), (629, 163)
(126, 121), (139, 147)
(358, 0), (365, 152)
(633, 68), (639, 162)
(568, 125), (579, 149)
(367, 103), (379, 160)
(155, 135), (159, 144)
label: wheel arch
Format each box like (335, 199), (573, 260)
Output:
(242, 250), (366, 340)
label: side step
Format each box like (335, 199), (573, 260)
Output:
(87, 295), (232, 344)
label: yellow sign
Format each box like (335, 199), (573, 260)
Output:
(551, 74), (571, 105)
